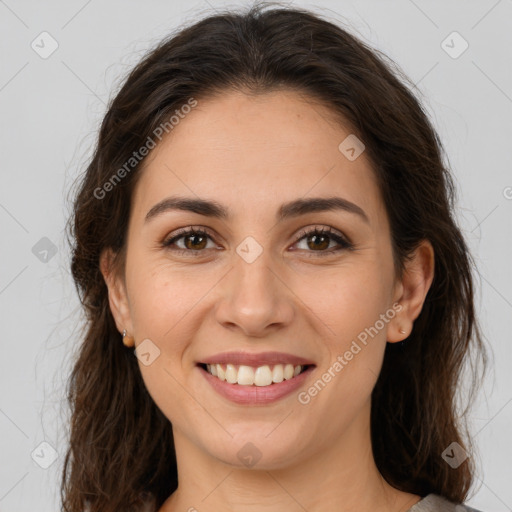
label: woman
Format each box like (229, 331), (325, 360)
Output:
(62, 3), (488, 511)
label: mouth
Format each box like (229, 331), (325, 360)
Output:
(197, 351), (316, 404)
(198, 362), (311, 387)
(197, 352), (316, 405)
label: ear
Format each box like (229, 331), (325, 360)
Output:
(99, 248), (133, 336)
(387, 239), (435, 343)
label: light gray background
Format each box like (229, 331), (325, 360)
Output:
(0, 1), (511, 511)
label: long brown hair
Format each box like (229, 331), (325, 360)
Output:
(62, 3), (488, 511)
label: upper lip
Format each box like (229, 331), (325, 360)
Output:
(199, 351), (315, 367)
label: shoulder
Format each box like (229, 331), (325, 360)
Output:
(408, 494), (484, 512)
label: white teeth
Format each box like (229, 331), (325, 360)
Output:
(284, 364), (294, 380)
(272, 364), (284, 383)
(205, 363), (306, 386)
(237, 365), (255, 386)
(254, 365), (272, 386)
(225, 364), (238, 384)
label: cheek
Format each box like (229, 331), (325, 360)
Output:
(128, 264), (205, 425)
(127, 258), (198, 336)
(299, 267), (392, 415)
(295, 262), (393, 338)
(295, 262), (393, 403)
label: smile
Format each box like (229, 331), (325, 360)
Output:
(198, 363), (315, 405)
(203, 363), (308, 386)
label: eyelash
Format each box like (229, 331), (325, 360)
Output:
(162, 225), (353, 257)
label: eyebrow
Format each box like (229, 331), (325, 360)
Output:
(144, 195), (369, 225)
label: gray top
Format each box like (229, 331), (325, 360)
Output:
(408, 494), (482, 512)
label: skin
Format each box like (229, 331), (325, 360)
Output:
(101, 89), (434, 512)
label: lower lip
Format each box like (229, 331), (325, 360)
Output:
(199, 365), (315, 405)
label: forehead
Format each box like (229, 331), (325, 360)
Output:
(131, 89), (385, 228)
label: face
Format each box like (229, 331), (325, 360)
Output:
(103, 89), (426, 470)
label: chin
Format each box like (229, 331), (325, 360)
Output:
(202, 427), (310, 471)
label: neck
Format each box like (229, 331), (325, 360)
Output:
(159, 401), (421, 512)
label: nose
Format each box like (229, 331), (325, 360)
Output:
(214, 249), (295, 338)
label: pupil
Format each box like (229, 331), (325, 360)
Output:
(309, 234), (328, 250)
(187, 234), (206, 249)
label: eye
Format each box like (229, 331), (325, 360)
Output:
(162, 225), (353, 257)
(162, 227), (217, 255)
(292, 226), (353, 256)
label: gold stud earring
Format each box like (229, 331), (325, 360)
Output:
(399, 328), (406, 335)
(122, 329), (134, 347)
